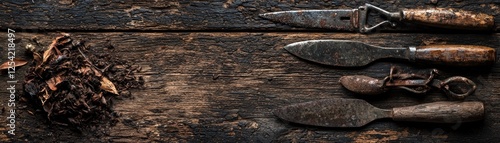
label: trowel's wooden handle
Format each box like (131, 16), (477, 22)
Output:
(392, 101), (484, 123)
(412, 45), (496, 66)
(402, 8), (494, 30)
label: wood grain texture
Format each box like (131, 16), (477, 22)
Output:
(0, 32), (499, 142)
(392, 101), (485, 123)
(0, 0), (499, 31)
(414, 45), (496, 66)
(402, 8), (495, 30)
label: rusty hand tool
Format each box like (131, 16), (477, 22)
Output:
(284, 40), (496, 67)
(260, 3), (494, 33)
(274, 98), (484, 127)
(340, 67), (476, 100)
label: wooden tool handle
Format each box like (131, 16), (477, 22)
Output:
(392, 101), (484, 123)
(401, 8), (494, 30)
(413, 45), (496, 66)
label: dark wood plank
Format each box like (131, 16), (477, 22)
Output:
(0, 32), (499, 142)
(0, 0), (499, 31)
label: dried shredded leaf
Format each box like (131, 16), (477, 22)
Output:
(101, 96), (107, 105)
(43, 36), (67, 63)
(22, 35), (144, 127)
(80, 98), (91, 110)
(79, 66), (91, 75)
(33, 52), (42, 65)
(41, 88), (49, 105)
(43, 46), (55, 63)
(100, 77), (119, 95)
(92, 67), (102, 77)
(53, 47), (62, 56)
(0, 58), (28, 70)
(92, 92), (103, 102)
(46, 75), (63, 91)
(43, 102), (52, 114)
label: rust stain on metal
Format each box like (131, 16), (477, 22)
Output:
(340, 67), (477, 100)
(274, 99), (484, 127)
(284, 40), (408, 67)
(402, 8), (494, 30)
(259, 9), (357, 31)
(320, 19), (327, 27)
(284, 40), (496, 67)
(351, 9), (359, 29)
(261, 4), (494, 32)
(273, 99), (391, 127)
(340, 75), (386, 95)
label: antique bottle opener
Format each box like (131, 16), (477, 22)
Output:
(284, 40), (496, 67)
(340, 67), (476, 100)
(274, 98), (484, 127)
(260, 3), (494, 33)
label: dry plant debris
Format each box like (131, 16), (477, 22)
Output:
(0, 58), (27, 70)
(23, 34), (144, 127)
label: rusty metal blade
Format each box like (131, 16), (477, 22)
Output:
(260, 10), (357, 31)
(340, 75), (387, 95)
(273, 98), (391, 127)
(284, 40), (408, 67)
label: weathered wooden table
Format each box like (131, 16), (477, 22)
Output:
(1, 1), (499, 142)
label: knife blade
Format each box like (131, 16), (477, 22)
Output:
(284, 40), (496, 67)
(274, 98), (484, 127)
(260, 10), (358, 31)
(260, 3), (494, 33)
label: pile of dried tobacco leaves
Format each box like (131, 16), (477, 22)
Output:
(23, 34), (144, 127)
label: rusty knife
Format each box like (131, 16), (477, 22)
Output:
(284, 40), (496, 67)
(274, 98), (484, 127)
(260, 3), (494, 33)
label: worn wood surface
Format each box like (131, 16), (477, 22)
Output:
(1, 32), (499, 142)
(0, 0), (499, 31)
(0, 0), (499, 142)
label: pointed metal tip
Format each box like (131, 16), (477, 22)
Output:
(272, 108), (281, 117)
(283, 44), (292, 52)
(339, 76), (347, 84)
(259, 13), (271, 19)
(339, 75), (358, 84)
(284, 40), (309, 53)
(283, 44), (301, 57)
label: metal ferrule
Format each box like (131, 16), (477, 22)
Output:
(408, 46), (416, 61)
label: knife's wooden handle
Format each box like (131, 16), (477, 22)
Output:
(413, 45), (496, 66)
(401, 8), (494, 30)
(392, 101), (484, 123)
